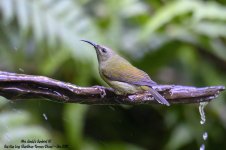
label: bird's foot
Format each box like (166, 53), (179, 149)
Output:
(92, 85), (107, 98)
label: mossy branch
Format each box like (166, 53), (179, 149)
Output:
(0, 71), (224, 105)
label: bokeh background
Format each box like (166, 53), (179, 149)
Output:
(0, 0), (226, 150)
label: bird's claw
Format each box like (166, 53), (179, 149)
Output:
(92, 85), (106, 98)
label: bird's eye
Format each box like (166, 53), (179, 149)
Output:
(101, 48), (107, 53)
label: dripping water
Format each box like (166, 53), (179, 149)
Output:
(43, 113), (48, 120)
(199, 102), (208, 150)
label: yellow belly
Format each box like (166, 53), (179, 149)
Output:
(107, 80), (150, 95)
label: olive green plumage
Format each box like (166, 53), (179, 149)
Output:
(81, 40), (170, 106)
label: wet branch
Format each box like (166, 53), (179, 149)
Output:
(0, 71), (224, 105)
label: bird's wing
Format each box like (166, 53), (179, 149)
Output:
(101, 61), (157, 86)
(101, 58), (170, 106)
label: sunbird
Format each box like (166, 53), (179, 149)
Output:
(81, 40), (170, 106)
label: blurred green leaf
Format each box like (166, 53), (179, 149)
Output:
(64, 104), (88, 150)
(0, 0), (100, 61)
(165, 124), (193, 150)
(0, 96), (8, 108)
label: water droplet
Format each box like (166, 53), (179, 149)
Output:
(203, 132), (208, 140)
(19, 68), (24, 72)
(200, 144), (205, 150)
(43, 113), (48, 120)
(13, 46), (18, 51)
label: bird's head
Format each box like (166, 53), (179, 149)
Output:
(81, 40), (115, 62)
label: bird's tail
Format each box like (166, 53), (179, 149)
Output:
(148, 88), (170, 106)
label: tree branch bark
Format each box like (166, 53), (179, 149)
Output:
(0, 71), (224, 105)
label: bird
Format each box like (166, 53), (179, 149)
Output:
(81, 40), (170, 106)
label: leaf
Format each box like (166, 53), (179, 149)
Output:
(0, 0), (14, 24)
(164, 124), (193, 150)
(0, 0), (100, 61)
(141, 1), (226, 40)
(0, 97), (8, 108)
(63, 104), (88, 150)
(15, 0), (29, 32)
(141, 1), (197, 39)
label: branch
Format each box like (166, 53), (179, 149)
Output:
(0, 71), (224, 105)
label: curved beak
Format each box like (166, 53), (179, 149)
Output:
(81, 40), (97, 48)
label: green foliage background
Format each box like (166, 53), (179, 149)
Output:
(0, 0), (226, 149)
